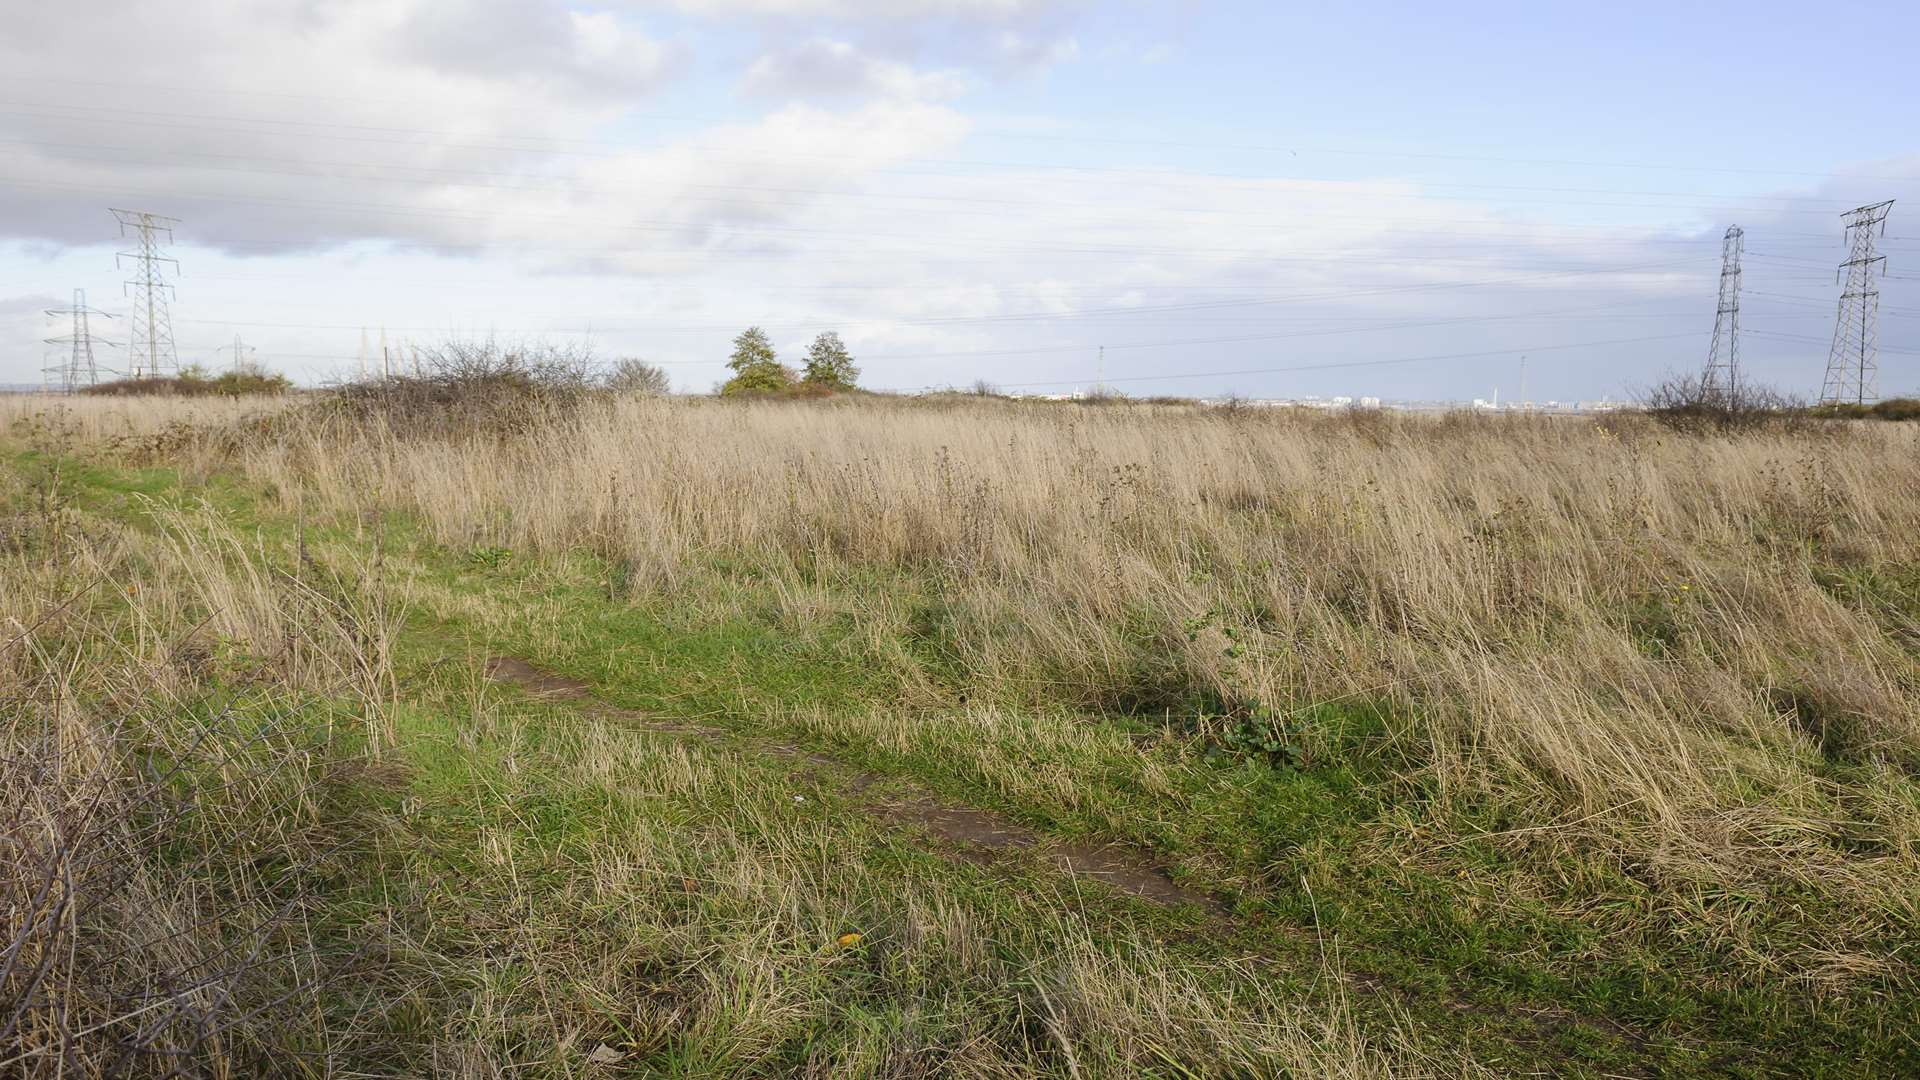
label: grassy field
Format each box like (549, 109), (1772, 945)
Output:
(3, 386), (1917, 1077)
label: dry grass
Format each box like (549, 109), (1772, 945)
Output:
(188, 397), (1917, 858)
(2, 393), (1472, 1077)
(0, 393), (277, 443)
(0, 453), (391, 1076)
(24, 395), (1919, 851)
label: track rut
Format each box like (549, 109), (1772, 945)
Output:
(484, 655), (1221, 913)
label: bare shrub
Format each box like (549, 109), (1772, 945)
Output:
(1638, 370), (1807, 432)
(80, 368), (293, 397)
(322, 338), (596, 439)
(604, 358), (671, 396)
(0, 696), (366, 1076)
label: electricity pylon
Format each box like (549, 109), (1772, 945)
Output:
(111, 208), (181, 379)
(1702, 225), (1742, 407)
(42, 288), (117, 392)
(216, 334), (256, 373)
(1820, 200), (1894, 406)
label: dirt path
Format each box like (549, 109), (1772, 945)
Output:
(482, 652), (1672, 1076)
(484, 655), (1222, 913)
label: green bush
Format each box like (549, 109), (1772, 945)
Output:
(719, 326), (796, 396)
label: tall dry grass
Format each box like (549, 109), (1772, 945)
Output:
(0, 392), (280, 443)
(12, 389), (1920, 989)
(0, 427), (400, 1076)
(230, 398), (1920, 895)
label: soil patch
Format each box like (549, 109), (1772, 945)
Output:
(486, 656), (592, 698)
(887, 799), (1212, 910)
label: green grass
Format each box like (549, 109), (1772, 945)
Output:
(8, 444), (1918, 1077)
(428, 545), (1910, 1075)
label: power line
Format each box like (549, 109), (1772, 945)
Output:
(871, 332), (1700, 392)
(0, 132), (1872, 215)
(1758, 328), (1912, 357)
(171, 307), (1713, 340)
(161, 260), (1707, 338)
(0, 172), (1821, 265)
(0, 103), (1874, 217)
(853, 299), (1701, 363)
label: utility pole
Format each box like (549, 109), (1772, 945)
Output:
(217, 334), (255, 373)
(1821, 200), (1894, 406)
(359, 327), (370, 380)
(1703, 225), (1743, 408)
(110, 208), (180, 379)
(42, 288), (117, 392)
(1518, 354), (1528, 411)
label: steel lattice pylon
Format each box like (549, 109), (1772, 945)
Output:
(42, 288), (117, 393)
(1820, 200), (1894, 406)
(1703, 225), (1743, 407)
(111, 207), (181, 379)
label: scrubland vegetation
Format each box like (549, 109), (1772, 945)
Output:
(4, 368), (1918, 1077)
(81, 363), (293, 397)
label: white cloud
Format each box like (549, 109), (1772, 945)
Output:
(994, 31), (1080, 70)
(658, 1), (1069, 16)
(743, 40), (971, 101)
(570, 9), (680, 86)
(636, 0), (1086, 78)
(396, 1), (683, 100)
(0, 1), (686, 251)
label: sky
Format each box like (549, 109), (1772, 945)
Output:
(1, 0), (1916, 401)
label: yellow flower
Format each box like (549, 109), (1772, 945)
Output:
(836, 932), (863, 948)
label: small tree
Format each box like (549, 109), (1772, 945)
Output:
(802, 331), (859, 390)
(605, 358), (671, 396)
(721, 326), (792, 395)
(727, 327), (776, 374)
(722, 363), (794, 395)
